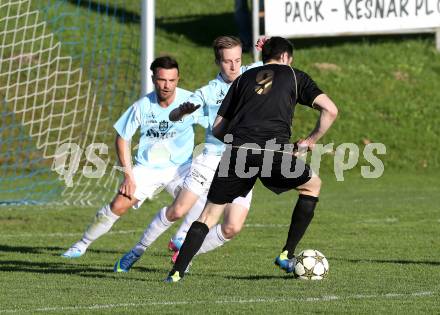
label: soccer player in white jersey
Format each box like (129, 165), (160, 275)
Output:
(61, 56), (206, 258)
(114, 36), (262, 272)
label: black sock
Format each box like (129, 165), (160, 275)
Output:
(170, 221), (209, 276)
(283, 194), (319, 259)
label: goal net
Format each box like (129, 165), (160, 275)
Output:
(0, 0), (141, 206)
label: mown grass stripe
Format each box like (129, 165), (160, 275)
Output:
(0, 291), (435, 314)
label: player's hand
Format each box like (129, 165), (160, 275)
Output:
(119, 175), (136, 199)
(169, 102), (201, 121)
(180, 102), (201, 115)
(255, 36), (269, 51)
(293, 138), (314, 156)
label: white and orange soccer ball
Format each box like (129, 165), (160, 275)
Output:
(294, 249), (329, 280)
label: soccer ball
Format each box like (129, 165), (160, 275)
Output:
(294, 249), (329, 280)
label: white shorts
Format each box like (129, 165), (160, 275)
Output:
(183, 153), (253, 209)
(132, 162), (191, 209)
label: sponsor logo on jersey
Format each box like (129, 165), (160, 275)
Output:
(145, 128), (176, 139)
(216, 89), (226, 104)
(159, 120), (169, 132)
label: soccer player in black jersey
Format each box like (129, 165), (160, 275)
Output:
(166, 36), (338, 282)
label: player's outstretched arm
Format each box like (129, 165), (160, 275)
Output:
(115, 135), (136, 199)
(212, 115), (231, 141)
(169, 102), (201, 121)
(301, 94), (338, 149)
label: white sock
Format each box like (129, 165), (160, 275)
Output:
(172, 197), (205, 241)
(197, 224), (229, 255)
(80, 204), (120, 249)
(133, 206), (173, 255)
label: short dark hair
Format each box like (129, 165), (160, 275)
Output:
(213, 36), (242, 64)
(262, 37), (294, 63)
(150, 56), (179, 76)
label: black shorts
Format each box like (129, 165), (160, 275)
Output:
(207, 146), (312, 204)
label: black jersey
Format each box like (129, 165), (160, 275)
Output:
(218, 64), (323, 146)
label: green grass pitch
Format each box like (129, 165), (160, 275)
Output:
(1, 0), (440, 313)
(1, 170), (439, 314)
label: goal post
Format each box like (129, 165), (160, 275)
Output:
(141, 0), (155, 96)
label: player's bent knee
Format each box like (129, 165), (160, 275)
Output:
(167, 204), (187, 222)
(111, 206), (128, 216)
(221, 223), (243, 239)
(110, 201), (129, 216)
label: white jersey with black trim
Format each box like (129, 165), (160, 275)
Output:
(113, 88), (207, 168)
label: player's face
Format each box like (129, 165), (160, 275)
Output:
(152, 68), (179, 103)
(218, 45), (242, 83)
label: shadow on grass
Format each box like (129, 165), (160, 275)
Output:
(0, 259), (165, 281)
(0, 244), (171, 278)
(292, 33), (434, 50)
(158, 18), (434, 50)
(0, 260), (111, 274)
(64, 0), (435, 50)
(156, 14), (237, 47)
(66, 0), (139, 24)
(224, 274), (293, 281)
(332, 257), (440, 266)
(0, 244), (120, 256)
(65, 0), (236, 45)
